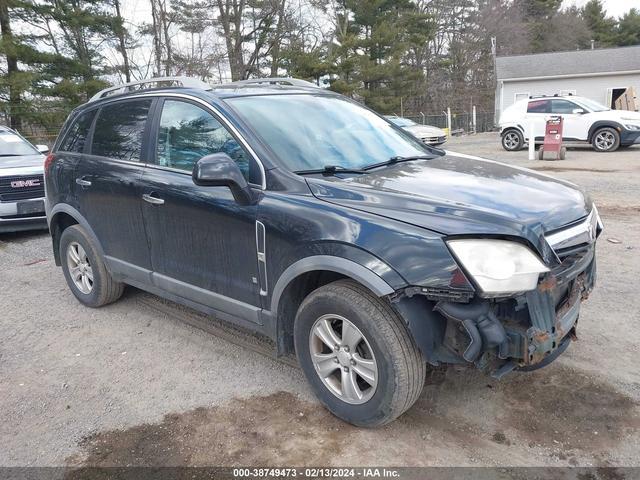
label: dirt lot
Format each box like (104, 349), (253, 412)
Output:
(1, 133), (639, 468)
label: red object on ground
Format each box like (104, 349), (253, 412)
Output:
(539, 116), (566, 160)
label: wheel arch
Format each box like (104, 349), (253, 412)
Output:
(49, 204), (104, 267)
(270, 256), (397, 355)
(588, 121), (623, 142)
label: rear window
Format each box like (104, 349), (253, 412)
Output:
(59, 110), (96, 153)
(527, 100), (550, 113)
(91, 99), (152, 161)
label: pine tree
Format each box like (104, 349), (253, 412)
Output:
(581, 0), (617, 47)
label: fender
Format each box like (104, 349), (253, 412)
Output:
(499, 123), (525, 135)
(269, 255), (395, 315)
(588, 121), (624, 141)
(48, 203), (106, 267)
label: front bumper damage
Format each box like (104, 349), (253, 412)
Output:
(395, 241), (597, 379)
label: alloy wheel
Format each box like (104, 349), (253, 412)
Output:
(503, 132), (521, 150)
(67, 241), (94, 294)
(595, 131), (616, 151)
(309, 314), (378, 404)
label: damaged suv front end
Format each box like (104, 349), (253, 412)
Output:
(396, 205), (601, 379)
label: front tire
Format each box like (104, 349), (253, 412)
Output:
(592, 127), (620, 152)
(60, 225), (124, 307)
(294, 279), (425, 427)
(501, 129), (524, 151)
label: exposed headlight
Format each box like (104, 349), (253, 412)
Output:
(447, 239), (549, 296)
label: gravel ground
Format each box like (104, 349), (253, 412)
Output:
(0, 133), (638, 468)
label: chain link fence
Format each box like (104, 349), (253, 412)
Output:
(403, 111), (495, 135)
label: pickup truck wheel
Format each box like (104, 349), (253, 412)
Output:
(294, 279), (425, 427)
(592, 127), (620, 152)
(501, 129), (524, 151)
(60, 225), (124, 307)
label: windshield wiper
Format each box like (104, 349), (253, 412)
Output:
(295, 165), (369, 176)
(0, 154), (20, 157)
(362, 154), (434, 171)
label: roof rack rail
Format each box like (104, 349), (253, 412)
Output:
(528, 92), (574, 99)
(223, 77), (319, 88)
(89, 76), (211, 102)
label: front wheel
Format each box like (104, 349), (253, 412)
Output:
(592, 127), (620, 152)
(294, 279), (425, 427)
(501, 129), (524, 151)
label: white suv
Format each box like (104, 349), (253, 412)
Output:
(499, 95), (640, 153)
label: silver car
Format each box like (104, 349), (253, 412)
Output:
(385, 116), (447, 146)
(0, 127), (49, 233)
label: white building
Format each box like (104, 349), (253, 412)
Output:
(495, 45), (640, 120)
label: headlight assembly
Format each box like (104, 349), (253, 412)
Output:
(447, 239), (549, 296)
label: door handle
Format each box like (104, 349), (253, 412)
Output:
(142, 193), (165, 205)
(75, 178), (92, 187)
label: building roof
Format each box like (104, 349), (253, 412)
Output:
(496, 45), (640, 81)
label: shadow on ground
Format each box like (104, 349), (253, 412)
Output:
(65, 364), (639, 469)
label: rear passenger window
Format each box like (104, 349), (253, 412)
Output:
(91, 99), (152, 161)
(59, 110), (96, 153)
(527, 100), (550, 113)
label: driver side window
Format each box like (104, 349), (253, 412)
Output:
(155, 99), (255, 182)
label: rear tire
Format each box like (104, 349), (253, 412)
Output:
(294, 279), (425, 427)
(591, 127), (620, 152)
(501, 129), (524, 151)
(60, 225), (124, 307)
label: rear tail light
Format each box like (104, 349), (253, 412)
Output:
(44, 153), (55, 174)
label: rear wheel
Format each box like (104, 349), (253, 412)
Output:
(501, 129), (524, 151)
(60, 225), (124, 307)
(294, 279), (425, 427)
(592, 127), (620, 152)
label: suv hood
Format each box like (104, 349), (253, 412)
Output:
(404, 125), (446, 136)
(594, 109), (640, 123)
(306, 152), (590, 251)
(0, 154), (44, 171)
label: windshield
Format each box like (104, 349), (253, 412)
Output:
(574, 98), (609, 112)
(228, 95), (431, 172)
(0, 130), (39, 157)
(388, 117), (416, 127)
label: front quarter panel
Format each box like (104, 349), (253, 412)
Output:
(259, 191), (475, 311)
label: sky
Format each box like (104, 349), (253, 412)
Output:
(564, 0), (640, 17)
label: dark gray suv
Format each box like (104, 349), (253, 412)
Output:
(45, 77), (601, 426)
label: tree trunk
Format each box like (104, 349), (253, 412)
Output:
(150, 0), (162, 76)
(269, 0), (286, 77)
(0, 0), (21, 130)
(114, 0), (131, 82)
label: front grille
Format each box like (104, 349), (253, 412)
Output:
(0, 174), (45, 202)
(545, 208), (601, 254)
(422, 136), (446, 143)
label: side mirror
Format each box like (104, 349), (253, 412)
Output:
(572, 108), (585, 115)
(36, 144), (49, 154)
(192, 153), (254, 204)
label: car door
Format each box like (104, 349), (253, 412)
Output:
(75, 98), (155, 277)
(524, 99), (550, 142)
(140, 97), (263, 324)
(550, 99), (590, 141)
